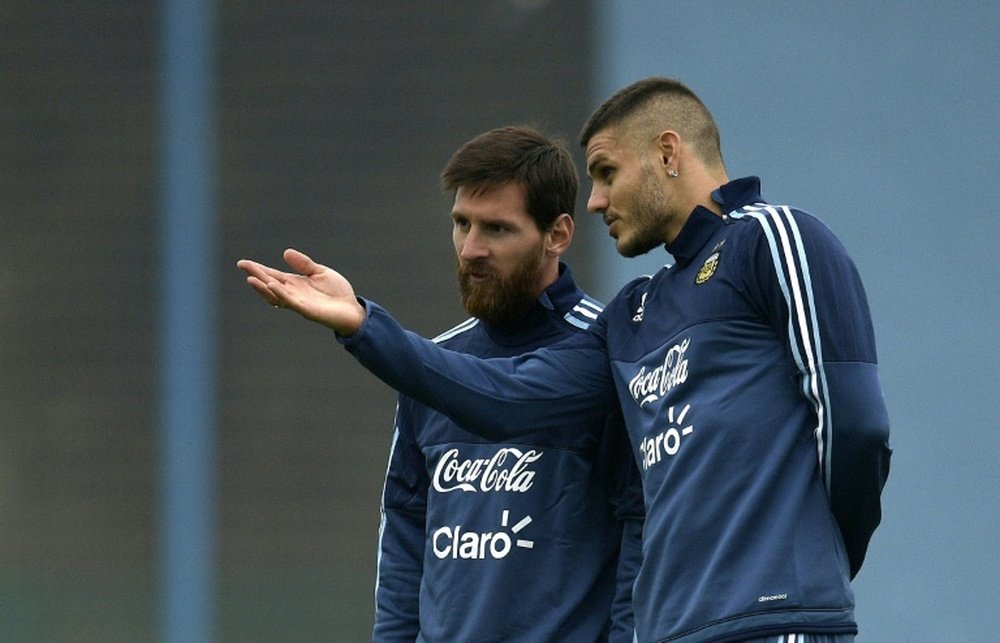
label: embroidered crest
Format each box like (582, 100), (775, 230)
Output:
(695, 251), (720, 285)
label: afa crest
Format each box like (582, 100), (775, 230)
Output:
(695, 251), (720, 285)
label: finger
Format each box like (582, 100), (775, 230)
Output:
(283, 248), (321, 275)
(237, 259), (271, 281)
(264, 281), (306, 313)
(239, 259), (290, 285)
(244, 275), (282, 305)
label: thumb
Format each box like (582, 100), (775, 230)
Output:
(283, 248), (320, 275)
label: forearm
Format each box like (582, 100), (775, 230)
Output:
(340, 300), (616, 439)
(609, 516), (643, 643)
(824, 361), (892, 578)
(374, 507), (424, 641)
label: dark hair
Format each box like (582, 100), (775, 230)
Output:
(578, 77), (723, 168)
(441, 125), (578, 230)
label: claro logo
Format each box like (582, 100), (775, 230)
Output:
(432, 447), (541, 493)
(432, 510), (534, 560)
(639, 404), (694, 471)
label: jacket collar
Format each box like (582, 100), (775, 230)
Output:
(665, 176), (764, 266)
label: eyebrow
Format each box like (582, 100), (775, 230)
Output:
(451, 210), (523, 229)
(586, 155), (608, 180)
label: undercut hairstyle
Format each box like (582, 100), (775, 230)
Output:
(441, 125), (578, 231)
(578, 77), (725, 169)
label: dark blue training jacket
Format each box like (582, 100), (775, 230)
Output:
(346, 177), (891, 642)
(372, 264), (644, 643)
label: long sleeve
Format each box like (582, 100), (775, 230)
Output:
(823, 362), (891, 577)
(611, 516), (644, 642)
(599, 411), (644, 643)
(746, 205), (892, 578)
(373, 400), (428, 641)
(608, 428), (646, 643)
(341, 301), (618, 440)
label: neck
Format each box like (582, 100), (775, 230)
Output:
(531, 258), (559, 296)
(694, 169), (730, 216)
(662, 171), (729, 245)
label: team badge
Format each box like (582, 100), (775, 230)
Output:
(695, 251), (720, 285)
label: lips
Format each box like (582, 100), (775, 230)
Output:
(461, 263), (495, 283)
(604, 216), (620, 238)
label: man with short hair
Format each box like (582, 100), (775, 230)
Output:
(373, 126), (643, 641)
(239, 78), (891, 643)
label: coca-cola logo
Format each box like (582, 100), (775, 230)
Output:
(432, 447), (542, 493)
(628, 338), (690, 407)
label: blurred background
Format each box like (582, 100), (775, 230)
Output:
(1, 1), (997, 641)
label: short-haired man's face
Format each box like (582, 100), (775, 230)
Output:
(585, 127), (677, 257)
(452, 182), (550, 325)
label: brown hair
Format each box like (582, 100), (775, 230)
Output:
(578, 77), (724, 169)
(441, 125), (578, 231)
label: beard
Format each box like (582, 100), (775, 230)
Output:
(457, 250), (545, 326)
(617, 162), (673, 258)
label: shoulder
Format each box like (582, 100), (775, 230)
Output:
(728, 203), (843, 249)
(562, 293), (605, 331)
(724, 203), (862, 308)
(431, 317), (480, 345)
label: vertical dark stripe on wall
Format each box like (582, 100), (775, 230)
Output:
(158, 0), (217, 641)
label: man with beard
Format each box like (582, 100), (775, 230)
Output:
(238, 79), (890, 642)
(371, 126), (642, 641)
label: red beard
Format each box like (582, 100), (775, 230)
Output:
(457, 253), (544, 325)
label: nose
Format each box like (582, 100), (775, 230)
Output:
(586, 185), (609, 214)
(458, 229), (488, 261)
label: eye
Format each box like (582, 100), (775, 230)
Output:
(453, 217), (470, 232)
(591, 164), (614, 184)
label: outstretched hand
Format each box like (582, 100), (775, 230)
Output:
(236, 248), (366, 336)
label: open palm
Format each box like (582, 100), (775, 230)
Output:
(237, 248), (365, 335)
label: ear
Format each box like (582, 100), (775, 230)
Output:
(655, 130), (682, 175)
(544, 213), (574, 257)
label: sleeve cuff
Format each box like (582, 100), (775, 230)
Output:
(335, 297), (371, 345)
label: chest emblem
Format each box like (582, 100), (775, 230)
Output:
(695, 250), (720, 285)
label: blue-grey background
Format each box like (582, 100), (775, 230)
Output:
(588, 3), (1000, 642)
(1, 1), (996, 641)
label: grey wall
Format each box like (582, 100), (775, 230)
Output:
(0, 1), (593, 640)
(588, 2), (1000, 641)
